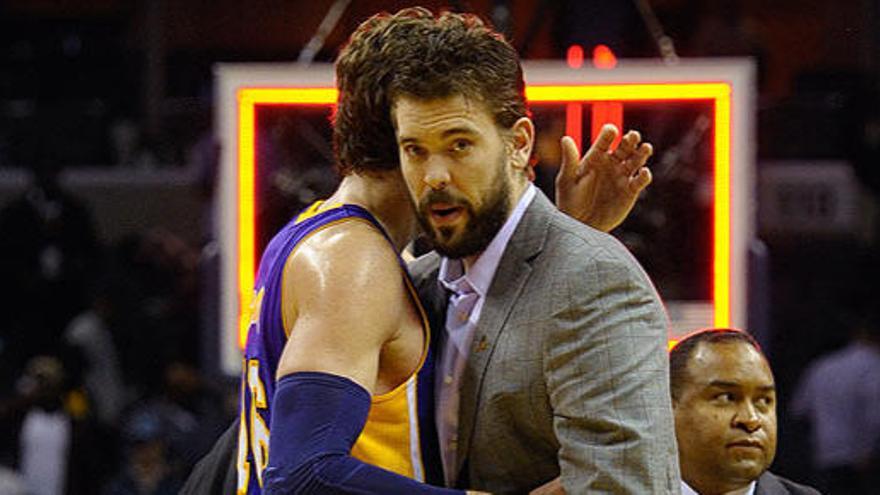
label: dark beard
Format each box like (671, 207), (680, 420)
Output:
(416, 175), (511, 259)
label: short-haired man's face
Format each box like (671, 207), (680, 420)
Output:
(393, 93), (532, 259)
(673, 341), (778, 494)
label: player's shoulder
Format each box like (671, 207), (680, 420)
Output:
(299, 215), (395, 256)
(286, 218), (402, 294)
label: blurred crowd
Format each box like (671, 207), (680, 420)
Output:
(0, 161), (235, 495)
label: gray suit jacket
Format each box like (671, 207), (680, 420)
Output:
(409, 191), (680, 494)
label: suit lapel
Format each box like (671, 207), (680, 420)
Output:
(410, 253), (448, 349)
(754, 471), (783, 495)
(453, 191), (553, 479)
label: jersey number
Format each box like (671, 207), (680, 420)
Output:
(237, 359), (271, 493)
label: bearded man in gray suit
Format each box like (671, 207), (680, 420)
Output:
(381, 9), (680, 495)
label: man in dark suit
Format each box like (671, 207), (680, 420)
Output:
(670, 329), (821, 495)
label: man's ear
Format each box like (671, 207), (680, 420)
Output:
(508, 117), (534, 171)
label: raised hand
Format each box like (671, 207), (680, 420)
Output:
(555, 124), (653, 232)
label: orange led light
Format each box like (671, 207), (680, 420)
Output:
(237, 91), (255, 348)
(591, 102), (623, 150)
(236, 87), (340, 347)
(592, 44), (617, 70)
(239, 87), (338, 106)
(235, 82), (733, 346)
(713, 92), (732, 328)
(566, 45), (584, 69)
(525, 83), (729, 102)
(565, 103), (583, 151)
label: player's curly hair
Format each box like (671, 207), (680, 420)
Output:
(332, 7), (528, 175)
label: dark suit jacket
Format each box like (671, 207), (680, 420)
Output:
(179, 420), (238, 495)
(755, 471), (822, 495)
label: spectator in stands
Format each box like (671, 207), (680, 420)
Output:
(670, 329), (820, 495)
(0, 157), (100, 393)
(63, 278), (126, 426)
(103, 409), (182, 495)
(13, 355), (107, 495)
(107, 230), (200, 396)
(791, 314), (880, 495)
(121, 361), (230, 480)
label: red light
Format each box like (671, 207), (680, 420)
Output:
(591, 102), (623, 150)
(236, 83), (734, 347)
(566, 44), (584, 69)
(592, 44), (617, 70)
(565, 103), (582, 151)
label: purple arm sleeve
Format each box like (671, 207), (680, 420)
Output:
(263, 372), (464, 495)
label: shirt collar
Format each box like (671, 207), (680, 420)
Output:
(681, 480), (756, 495)
(438, 183), (536, 296)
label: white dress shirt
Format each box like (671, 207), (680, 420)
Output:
(435, 184), (536, 485)
(681, 480), (756, 495)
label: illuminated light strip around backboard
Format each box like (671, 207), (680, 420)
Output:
(235, 82), (733, 347)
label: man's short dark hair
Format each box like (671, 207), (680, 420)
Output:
(669, 328), (762, 401)
(384, 8), (528, 131)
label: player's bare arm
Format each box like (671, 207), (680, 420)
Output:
(263, 220), (465, 494)
(276, 220), (414, 392)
